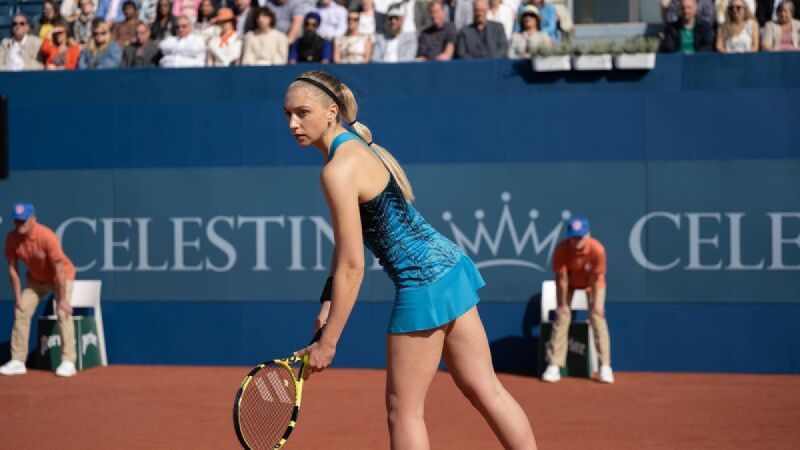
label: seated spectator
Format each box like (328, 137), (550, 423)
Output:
(112, 1), (143, 47)
(207, 7), (243, 66)
(520, 0), (559, 42)
(159, 15), (206, 66)
(139, 0), (158, 24)
(0, 14), (44, 71)
(756, 0), (800, 26)
(660, 0), (714, 25)
(151, 0), (176, 40)
(660, 0), (715, 53)
(196, 0), (220, 43)
(717, 0), (759, 52)
(61, 0), (98, 23)
(265, 0), (307, 44)
(372, 5), (417, 62)
(417, 0), (456, 61)
(508, 5), (552, 58)
(172, 0), (201, 24)
(487, 0), (514, 40)
(78, 21), (122, 68)
(455, 0), (508, 58)
(39, 24), (81, 69)
(289, 12), (333, 63)
(97, 0), (127, 23)
(716, 0), (756, 24)
(334, 10), (372, 63)
(236, 0), (257, 36)
(67, 0), (97, 46)
(122, 22), (161, 66)
(35, 0), (65, 40)
(311, 0), (348, 40)
(358, 0), (380, 38)
(388, 0), (432, 35)
(762, 1), (800, 50)
(242, 7), (289, 65)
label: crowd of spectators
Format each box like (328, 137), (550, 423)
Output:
(660, 0), (800, 53)
(0, 0), (798, 71)
(0, 0), (576, 69)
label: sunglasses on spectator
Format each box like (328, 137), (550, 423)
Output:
(13, 21), (26, 26)
(348, 16), (360, 21)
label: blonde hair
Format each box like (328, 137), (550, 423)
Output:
(291, 70), (415, 202)
(88, 21), (111, 56)
(722, 0), (753, 37)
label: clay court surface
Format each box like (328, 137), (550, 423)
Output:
(2, 366), (799, 449)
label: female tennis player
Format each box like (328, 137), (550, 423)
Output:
(288, 71), (537, 450)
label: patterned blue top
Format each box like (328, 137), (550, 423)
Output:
(329, 132), (463, 291)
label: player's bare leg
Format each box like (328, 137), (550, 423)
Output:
(386, 327), (446, 450)
(443, 306), (537, 450)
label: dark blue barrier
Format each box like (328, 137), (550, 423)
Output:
(0, 53), (798, 373)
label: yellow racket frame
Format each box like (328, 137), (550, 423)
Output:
(233, 354), (310, 449)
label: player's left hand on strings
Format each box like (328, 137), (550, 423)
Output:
(294, 340), (336, 380)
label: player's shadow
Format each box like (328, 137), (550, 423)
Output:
(488, 293), (542, 377)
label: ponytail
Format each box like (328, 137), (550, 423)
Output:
(291, 71), (415, 203)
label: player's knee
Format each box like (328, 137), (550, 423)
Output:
(385, 392), (423, 423)
(455, 377), (503, 408)
(556, 305), (571, 317)
(590, 307), (605, 318)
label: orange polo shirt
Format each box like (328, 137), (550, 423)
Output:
(4, 223), (76, 284)
(552, 236), (606, 290)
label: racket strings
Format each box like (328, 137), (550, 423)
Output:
(239, 363), (298, 449)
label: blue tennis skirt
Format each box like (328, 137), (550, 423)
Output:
(388, 254), (486, 334)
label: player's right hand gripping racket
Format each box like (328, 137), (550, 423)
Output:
(233, 327), (324, 449)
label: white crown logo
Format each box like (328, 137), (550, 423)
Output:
(442, 192), (570, 271)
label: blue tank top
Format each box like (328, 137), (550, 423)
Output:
(329, 132), (463, 291)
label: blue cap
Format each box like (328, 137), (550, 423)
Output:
(566, 216), (589, 237)
(12, 202), (35, 221)
(304, 11), (322, 24)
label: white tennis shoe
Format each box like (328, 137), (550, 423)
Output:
(0, 359), (27, 376)
(55, 361), (77, 377)
(541, 364), (561, 383)
(599, 365), (615, 384)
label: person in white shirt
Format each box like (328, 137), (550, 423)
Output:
(0, 14), (44, 71)
(207, 7), (243, 66)
(159, 15), (207, 67)
(310, 0), (347, 40)
(372, 5), (417, 62)
(487, 0), (514, 40)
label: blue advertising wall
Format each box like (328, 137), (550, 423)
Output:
(0, 53), (798, 373)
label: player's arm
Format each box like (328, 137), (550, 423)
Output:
(556, 272), (569, 309)
(52, 260), (72, 315)
(552, 245), (570, 311)
(315, 245), (339, 332)
(297, 160), (365, 376)
(590, 244), (607, 315)
(7, 257), (22, 311)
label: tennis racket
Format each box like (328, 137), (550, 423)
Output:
(233, 327), (324, 450)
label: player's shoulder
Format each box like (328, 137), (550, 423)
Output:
(589, 237), (606, 254)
